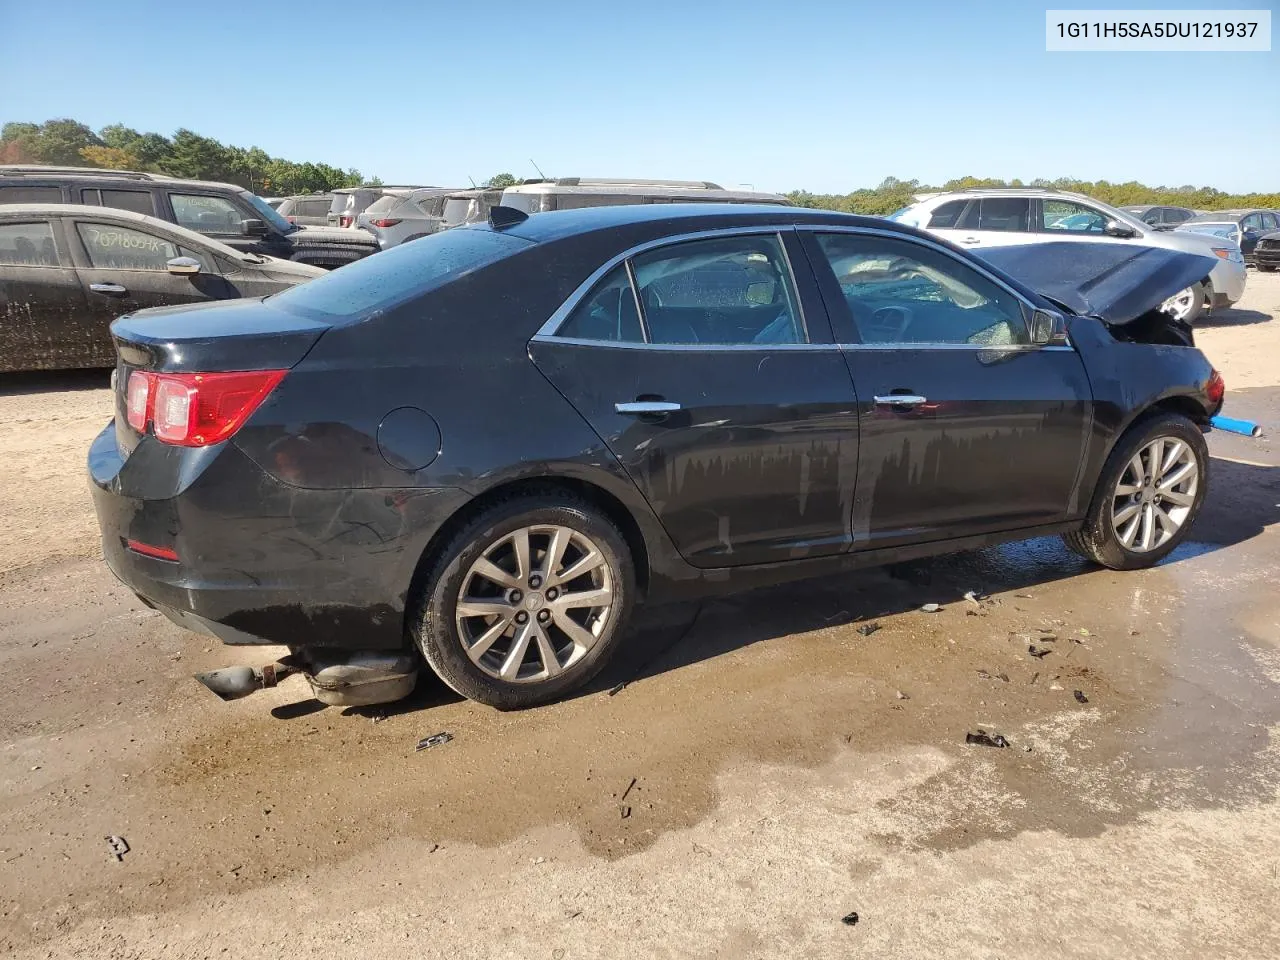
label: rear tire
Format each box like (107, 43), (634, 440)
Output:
(1062, 412), (1208, 570)
(412, 489), (634, 709)
(1259, 264), (1276, 273)
(1161, 282), (1208, 324)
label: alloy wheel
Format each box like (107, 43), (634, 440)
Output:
(1111, 436), (1199, 552)
(454, 525), (615, 683)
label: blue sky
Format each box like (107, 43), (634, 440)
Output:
(1, 0), (1276, 193)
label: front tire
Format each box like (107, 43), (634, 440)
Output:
(412, 489), (635, 709)
(1063, 412), (1208, 570)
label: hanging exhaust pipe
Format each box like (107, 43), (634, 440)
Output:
(193, 661), (300, 701)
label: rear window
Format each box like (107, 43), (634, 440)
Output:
(416, 196), (448, 217)
(443, 197), (474, 225)
(927, 200), (969, 229)
(500, 192), (545, 214)
(329, 194), (354, 215)
(365, 195), (401, 214)
(269, 227), (533, 320)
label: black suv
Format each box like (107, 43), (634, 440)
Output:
(0, 166), (379, 269)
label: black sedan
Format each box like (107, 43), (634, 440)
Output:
(0, 204), (323, 372)
(89, 204), (1224, 710)
(1175, 208), (1280, 266)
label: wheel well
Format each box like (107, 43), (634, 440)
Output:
(1144, 395), (1211, 427)
(405, 476), (652, 615)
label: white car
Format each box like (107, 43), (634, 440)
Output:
(890, 190), (1246, 322)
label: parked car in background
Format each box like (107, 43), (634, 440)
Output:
(498, 177), (793, 213)
(1254, 231), (1280, 272)
(263, 197), (286, 209)
(1175, 209), (1280, 266)
(0, 204), (322, 372)
(354, 187), (465, 249)
(91, 203), (1222, 712)
(326, 185), (431, 228)
(890, 188), (1246, 322)
(0, 166), (379, 269)
(1121, 205), (1197, 230)
(274, 193), (333, 227)
(441, 188), (505, 229)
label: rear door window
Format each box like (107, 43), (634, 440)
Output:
(976, 198), (1030, 232)
(99, 189), (155, 215)
(630, 234), (805, 345)
(0, 222), (60, 266)
(557, 265), (644, 342)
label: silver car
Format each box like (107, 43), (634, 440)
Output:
(355, 187), (464, 249)
(274, 194), (334, 227)
(440, 188), (504, 229)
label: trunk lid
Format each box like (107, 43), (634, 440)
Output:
(973, 242), (1218, 325)
(110, 297), (330, 455)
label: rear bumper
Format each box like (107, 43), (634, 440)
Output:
(89, 424), (470, 651)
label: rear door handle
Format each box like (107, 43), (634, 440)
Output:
(874, 394), (928, 406)
(89, 283), (128, 296)
(615, 400), (682, 415)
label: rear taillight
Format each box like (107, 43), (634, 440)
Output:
(287, 215), (297, 223)
(125, 369), (286, 446)
(125, 539), (179, 562)
(370, 218), (402, 228)
(1206, 369), (1225, 406)
(126, 370), (155, 431)
(340, 215), (352, 227)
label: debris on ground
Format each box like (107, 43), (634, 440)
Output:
(1015, 593), (1034, 599)
(963, 590), (984, 606)
(1049, 683), (1064, 691)
(1023, 744), (1033, 752)
(895, 690), (909, 700)
(1028, 644), (1052, 659)
(415, 732), (454, 752)
(620, 777), (637, 803)
(976, 669), (1010, 683)
(105, 836), (129, 862)
(841, 911), (860, 926)
(920, 603), (941, 613)
(621, 806), (632, 819)
(856, 621), (881, 637)
(1029, 671), (1039, 685)
(607, 682), (626, 697)
(965, 730), (1009, 748)
(1074, 690), (1090, 704)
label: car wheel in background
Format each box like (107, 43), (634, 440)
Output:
(1062, 412), (1208, 570)
(1160, 282), (1208, 323)
(412, 489), (635, 709)
(1259, 264), (1276, 273)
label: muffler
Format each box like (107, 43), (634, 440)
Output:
(194, 661), (300, 701)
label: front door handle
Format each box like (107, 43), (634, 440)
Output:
(615, 400), (682, 415)
(958, 237), (980, 245)
(874, 394), (928, 407)
(89, 282), (128, 296)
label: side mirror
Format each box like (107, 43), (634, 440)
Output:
(1031, 309), (1068, 346)
(166, 256), (201, 276)
(240, 218), (267, 236)
(1104, 219), (1138, 239)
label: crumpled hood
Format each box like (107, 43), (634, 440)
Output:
(974, 242), (1219, 325)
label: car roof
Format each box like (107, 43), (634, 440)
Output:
(498, 202), (907, 243)
(0, 167), (248, 193)
(1185, 210), (1255, 222)
(0, 203), (252, 258)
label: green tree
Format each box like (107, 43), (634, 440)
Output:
(79, 145), (141, 169)
(485, 173), (518, 188)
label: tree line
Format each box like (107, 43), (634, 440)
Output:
(787, 176), (1280, 215)
(3, 121), (1276, 210)
(0, 119), (372, 196)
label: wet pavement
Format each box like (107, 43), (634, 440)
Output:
(1, 285), (1279, 957)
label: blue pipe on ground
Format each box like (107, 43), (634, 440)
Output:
(1211, 415), (1263, 438)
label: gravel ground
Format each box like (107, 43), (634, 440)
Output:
(1, 272), (1278, 959)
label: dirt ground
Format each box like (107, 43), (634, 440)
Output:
(1, 273), (1278, 959)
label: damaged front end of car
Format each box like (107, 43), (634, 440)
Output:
(976, 242), (1219, 346)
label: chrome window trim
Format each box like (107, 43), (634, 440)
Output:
(533, 225), (808, 344)
(533, 221), (1077, 353)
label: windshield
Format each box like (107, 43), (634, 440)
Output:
(1177, 222), (1239, 241)
(244, 193), (295, 233)
(269, 226), (533, 321)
